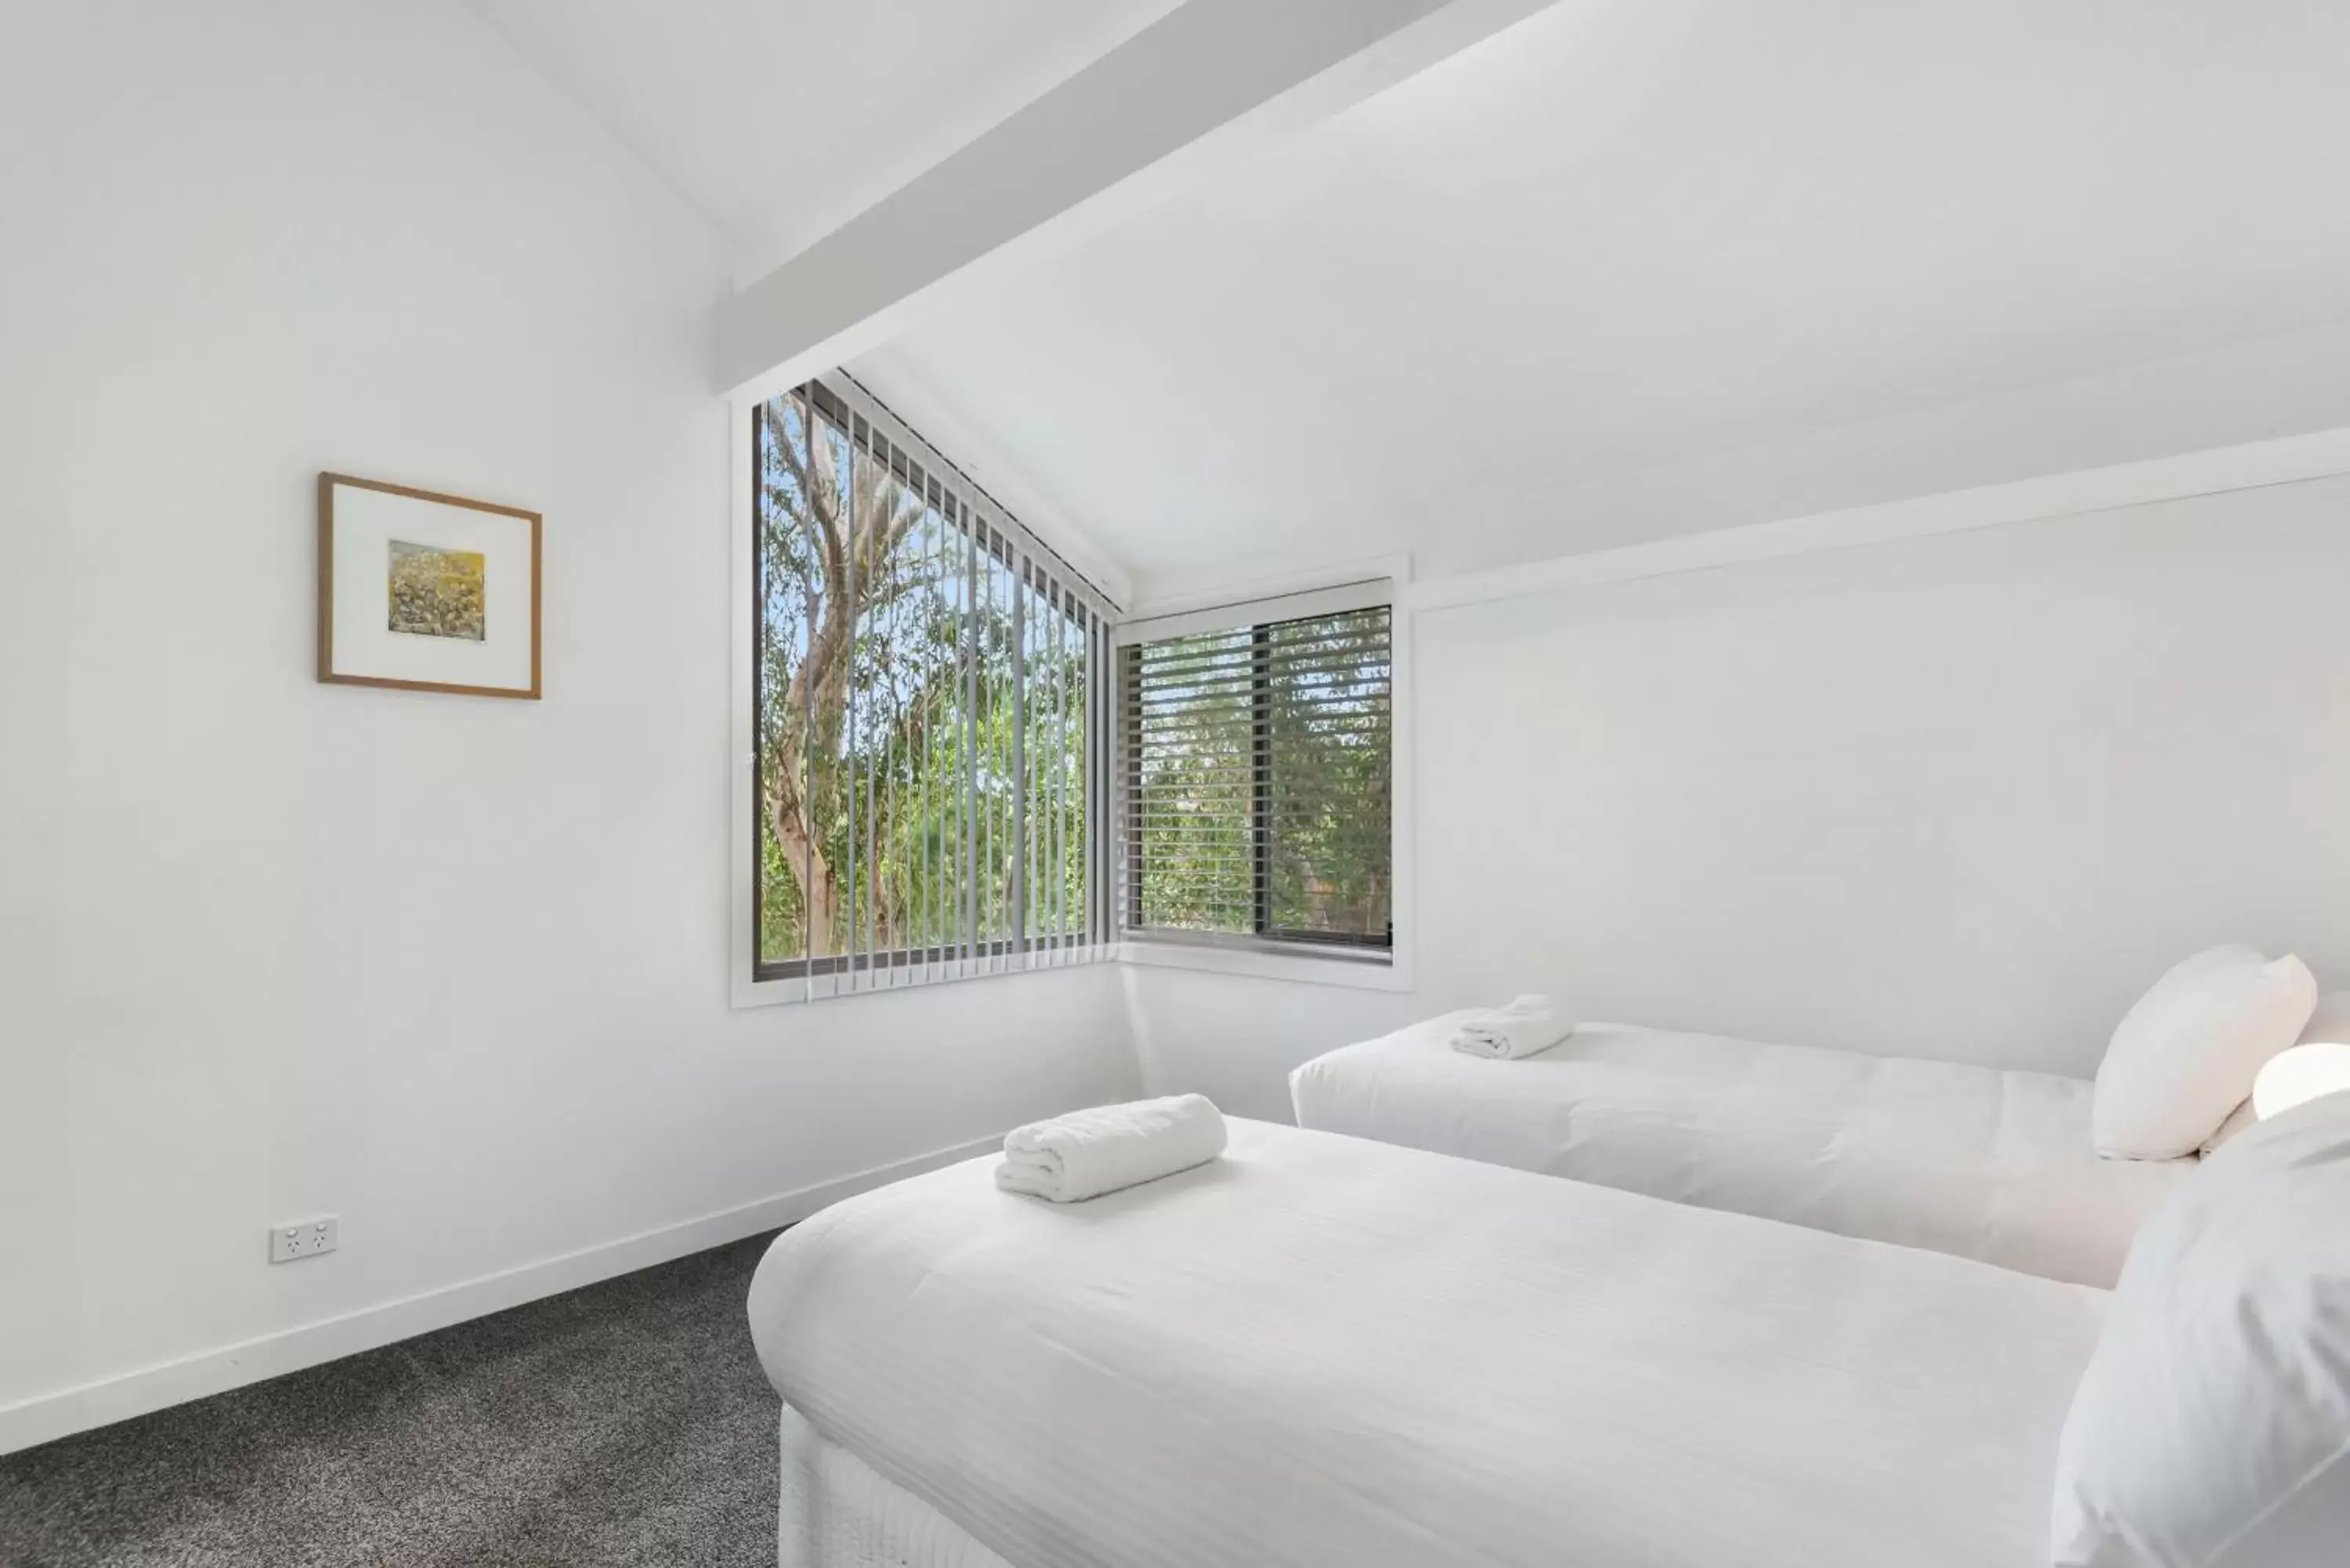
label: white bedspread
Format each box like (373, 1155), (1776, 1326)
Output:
(749, 1120), (2106, 1568)
(1291, 1016), (2190, 1285)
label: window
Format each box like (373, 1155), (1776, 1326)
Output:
(750, 376), (1114, 999)
(1119, 587), (1394, 963)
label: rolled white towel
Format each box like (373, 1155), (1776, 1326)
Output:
(1450, 994), (1576, 1060)
(995, 1094), (1229, 1202)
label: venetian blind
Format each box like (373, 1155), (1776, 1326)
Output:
(1119, 589), (1393, 959)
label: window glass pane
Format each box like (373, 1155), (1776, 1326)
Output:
(755, 380), (1105, 985)
(848, 439), (937, 968)
(1128, 628), (1257, 934)
(1024, 585), (1089, 948)
(1266, 608), (1391, 944)
(1123, 604), (1391, 952)
(812, 412), (855, 961)
(978, 540), (1019, 953)
(1061, 601), (1090, 946)
(754, 391), (847, 966)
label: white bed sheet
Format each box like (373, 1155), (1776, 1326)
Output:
(749, 1119), (2106, 1568)
(779, 1399), (1010, 1568)
(1291, 1016), (2189, 1285)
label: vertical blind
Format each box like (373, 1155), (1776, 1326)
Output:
(752, 375), (1116, 999)
(1119, 594), (1394, 958)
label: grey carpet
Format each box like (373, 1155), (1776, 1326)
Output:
(0, 1231), (783, 1567)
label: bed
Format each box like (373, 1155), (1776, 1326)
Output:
(1289, 1014), (2190, 1285)
(748, 1118), (2106, 1568)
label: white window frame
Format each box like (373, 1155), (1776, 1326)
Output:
(1111, 556), (1415, 993)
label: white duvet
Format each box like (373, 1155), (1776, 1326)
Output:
(1291, 1016), (2190, 1286)
(749, 1120), (2106, 1568)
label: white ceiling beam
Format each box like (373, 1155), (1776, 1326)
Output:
(716, 0), (1560, 398)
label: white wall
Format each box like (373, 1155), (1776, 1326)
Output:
(0, 1), (1137, 1451)
(1126, 475), (2350, 1120)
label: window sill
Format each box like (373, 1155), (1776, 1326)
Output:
(727, 941), (1415, 1006)
(729, 948), (1118, 1010)
(1112, 938), (1415, 992)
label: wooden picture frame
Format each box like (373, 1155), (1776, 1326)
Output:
(317, 472), (542, 699)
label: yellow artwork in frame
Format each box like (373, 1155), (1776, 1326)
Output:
(387, 540), (488, 642)
(317, 472), (541, 699)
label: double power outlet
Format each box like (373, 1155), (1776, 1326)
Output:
(269, 1216), (339, 1264)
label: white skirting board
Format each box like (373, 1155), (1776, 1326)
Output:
(0, 1133), (1002, 1458)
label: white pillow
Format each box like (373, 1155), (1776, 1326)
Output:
(2051, 1095), (2350, 1566)
(2092, 947), (2317, 1159)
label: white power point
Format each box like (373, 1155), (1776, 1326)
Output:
(269, 1216), (338, 1264)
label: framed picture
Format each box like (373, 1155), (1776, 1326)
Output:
(317, 472), (541, 699)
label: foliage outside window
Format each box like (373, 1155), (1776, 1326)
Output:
(1121, 603), (1393, 956)
(754, 380), (1107, 993)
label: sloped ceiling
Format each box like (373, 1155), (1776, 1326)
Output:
(465, 0), (1181, 282)
(478, 0), (2350, 596)
(852, 0), (2350, 594)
